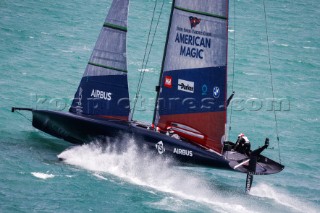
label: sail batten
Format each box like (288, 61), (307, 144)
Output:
(154, 0), (229, 153)
(88, 62), (128, 73)
(103, 22), (128, 32)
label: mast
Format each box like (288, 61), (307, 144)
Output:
(225, 0), (230, 140)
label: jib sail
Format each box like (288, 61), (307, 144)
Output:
(154, 0), (229, 153)
(69, 0), (130, 120)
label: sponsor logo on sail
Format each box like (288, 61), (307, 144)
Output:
(189, 16), (201, 29)
(173, 17), (212, 60)
(213, 86), (220, 98)
(173, 148), (193, 157)
(155, 141), (165, 154)
(76, 87), (83, 114)
(175, 33), (210, 59)
(178, 79), (194, 93)
(164, 76), (172, 88)
(91, 89), (112, 101)
(202, 84), (208, 95)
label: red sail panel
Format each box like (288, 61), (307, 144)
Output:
(158, 112), (226, 152)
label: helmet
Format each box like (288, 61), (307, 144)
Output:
(167, 126), (174, 134)
(238, 133), (245, 138)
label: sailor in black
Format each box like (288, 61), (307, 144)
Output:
(234, 133), (251, 156)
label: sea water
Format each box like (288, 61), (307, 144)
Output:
(0, 0), (319, 212)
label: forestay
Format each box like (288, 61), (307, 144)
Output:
(69, 0), (130, 120)
(154, 0), (229, 153)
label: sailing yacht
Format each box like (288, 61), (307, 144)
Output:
(12, 0), (284, 192)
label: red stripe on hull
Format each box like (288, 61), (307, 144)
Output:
(97, 115), (128, 121)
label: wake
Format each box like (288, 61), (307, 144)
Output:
(57, 137), (316, 213)
(58, 138), (252, 213)
(250, 183), (318, 213)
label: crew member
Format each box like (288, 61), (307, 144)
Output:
(166, 126), (180, 139)
(234, 133), (251, 156)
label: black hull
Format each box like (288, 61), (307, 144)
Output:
(32, 110), (231, 169)
(31, 110), (284, 174)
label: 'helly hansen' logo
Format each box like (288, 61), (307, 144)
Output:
(189, 16), (201, 29)
(164, 76), (172, 88)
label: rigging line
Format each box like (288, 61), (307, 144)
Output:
(141, 0), (165, 80)
(16, 111), (32, 123)
(136, 0), (165, 102)
(229, 0), (236, 132)
(263, 0), (281, 163)
(131, 0), (165, 120)
(131, 0), (160, 120)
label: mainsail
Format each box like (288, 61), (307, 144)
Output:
(70, 0), (130, 120)
(154, 0), (229, 153)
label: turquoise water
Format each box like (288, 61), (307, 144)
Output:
(1, 0), (319, 212)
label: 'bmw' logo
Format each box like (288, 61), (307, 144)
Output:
(213, 87), (220, 98)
